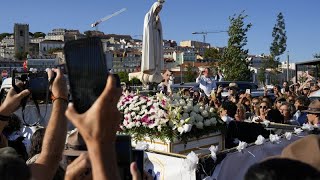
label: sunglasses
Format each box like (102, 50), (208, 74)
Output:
(260, 106), (267, 109)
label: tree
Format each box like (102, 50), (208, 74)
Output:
(0, 33), (12, 41)
(257, 66), (266, 85)
(185, 65), (196, 82)
(118, 71), (129, 83)
(270, 12), (287, 61)
(220, 12), (252, 81)
(129, 77), (142, 85)
(33, 32), (46, 38)
(313, 53), (320, 59)
(204, 48), (222, 60)
(15, 51), (28, 60)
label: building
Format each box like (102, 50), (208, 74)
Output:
(27, 58), (59, 71)
(0, 35), (15, 59)
(46, 29), (84, 42)
(112, 50), (141, 73)
(39, 40), (64, 56)
(180, 40), (210, 48)
(14, 23), (29, 56)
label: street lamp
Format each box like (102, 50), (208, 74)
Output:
(287, 51), (289, 82)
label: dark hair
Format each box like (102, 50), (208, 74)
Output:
(29, 128), (46, 158)
(0, 155), (31, 180)
(267, 109), (284, 123)
(3, 114), (21, 135)
(245, 158), (320, 180)
(296, 96), (310, 110)
(221, 102), (237, 118)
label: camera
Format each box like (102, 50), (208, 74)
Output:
(12, 69), (51, 102)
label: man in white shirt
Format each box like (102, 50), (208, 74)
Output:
(196, 68), (216, 97)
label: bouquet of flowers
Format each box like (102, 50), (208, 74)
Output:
(117, 92), (225, 142)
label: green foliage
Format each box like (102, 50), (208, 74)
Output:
(15, 52), (28, 60)
(204, 48), (222, 60)
(184, 65), (196, 82)
(118, 71), (129, 83)
(257, 66), (266, 85)
(270, 12), (287, 58)
(129, 77), (142, 85)
(314, 53), (320, 59)
(33, 32), (46, 38)
(0, 33), (12, 41)
(220, 11), (252, 81)
(48, 48), (63, 54)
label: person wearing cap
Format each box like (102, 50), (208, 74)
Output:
(303, 100), (320, 126)
(196, 68), (217, 97)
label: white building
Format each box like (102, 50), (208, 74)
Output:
(39, 40), (64, 55)
(27, 58), (59, 71)
(0, 35), (15, 59)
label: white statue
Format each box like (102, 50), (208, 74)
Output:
(140, 0), (164, 85)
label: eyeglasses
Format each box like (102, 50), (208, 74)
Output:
(260, 106), (267, 109)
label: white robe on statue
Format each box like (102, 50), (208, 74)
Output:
(141, 2), (164, 84)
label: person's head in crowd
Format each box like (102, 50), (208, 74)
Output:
(235, 104), (246, 121)
(266, 108), (284, 123)
(193, 91), (200, 100)
(261, 96), (272, 106)
(283, 81), (288, 88)
(220, 101), (237, 119)
(29, 128), (46, 158)
(310, 84), (320, 92)
(0, 147), (31, 180)
(228, 95), (238, 104)
(251, 98), (260, 107)
(238, 90), (246, 99)
(228, 83), (238, 96)
(244, 158), (320, 180)
(275, 97), (286, 110)
(258, 101), (270, 118)
(303, 100), (320, 126)
(289, 84), (295, 93)
(183, 88), (191, 97)
(279, 102), (295, 123)
(287, 95), (295, 104)
(198, 94), (209, 105)
(302, 86), (310, 96)
(295, 96), (310, 111)
(2, 114), (21, 136)
(202, 68), (210, 77)
(273, 85), (281, 94)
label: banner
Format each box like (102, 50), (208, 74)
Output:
(145, 152), (196, 180)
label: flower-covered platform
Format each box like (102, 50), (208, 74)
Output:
(117, 92), (226, 155)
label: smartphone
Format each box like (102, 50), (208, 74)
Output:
(64, 37), (108, 113)
(116, 135), (132, 180)
(246, 89), (251, 94)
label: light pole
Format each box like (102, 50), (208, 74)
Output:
(287, 51), (289, 82)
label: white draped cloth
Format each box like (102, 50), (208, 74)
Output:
(140, 2), (164, 84)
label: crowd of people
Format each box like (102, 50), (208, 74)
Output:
(0, 66), (319, 180)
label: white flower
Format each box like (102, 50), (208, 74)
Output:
(294, 127), (303, 135)
(302, 123), (314, 131)
(127, 122), (135, 129)
(123, 120), (128, 126)
(135, 142), (149, 150)
(124, 108), (129, 114)
(201, 110), (209, 118)
(178, 127), (184, 134)
(285, 132), (292, 140)
(141, 105), (147, 110)
(195, 122), (204, 129)
(210, 118), (217, 125)
(204, 120), (211, 127)
(184, 151), (199, 171)
(193, 106), (200, 113)
(199, 106), (204, 113)
(183, 113), (189, 119)
(255, 135), (265, 145)
(269, 134), (280, 144)
(209, 145), (219, 161)
(130, 112), (136, 117)
(209, 107), (215, 113)
(236, 141), (247, 152)
(183, 124), (192, 133)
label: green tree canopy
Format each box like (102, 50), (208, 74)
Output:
(220, 12), (252, 81)
(204, 48), (222, 60)
(270, 12), (287, 59)
(118, 71), (129, 83)
(33, 32), (46, 38)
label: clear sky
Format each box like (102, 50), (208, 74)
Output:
(1, 0), (319, 62)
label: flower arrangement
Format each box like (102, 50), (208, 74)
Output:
(117, 92), (225, 143)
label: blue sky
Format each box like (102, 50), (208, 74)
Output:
(1, 0), (319, 62)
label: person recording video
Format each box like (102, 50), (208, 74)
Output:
(196, 68), (217, 97)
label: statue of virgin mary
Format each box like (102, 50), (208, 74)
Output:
(140, 0), (165, 85)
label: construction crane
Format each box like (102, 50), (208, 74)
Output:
(192, 31), (228, 43)
(91, 8), (127, 31)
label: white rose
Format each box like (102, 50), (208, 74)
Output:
(135, 121), (141, 127)
(204, 120), (211, 127)
(196, 122), (204, 129)
(201, 110), (209, 118)
(124, 108), (129, 114)
(209, 107), (215, 113)
(123, 120), (128, 126)
(183, 113), (189, 119)
(199, 106), (204, 113)
(141, 105), (147, 110)
(210, 118), (217, 125)
(183, 124), (192, 132)
(131, 112), (136, 117)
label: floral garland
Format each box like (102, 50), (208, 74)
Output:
(117, 92), (225, 143)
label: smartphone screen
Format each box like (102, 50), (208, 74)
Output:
(116, 135), (132, 180)
(64, 37), (108, 113)
(246, 89), (251, 94)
